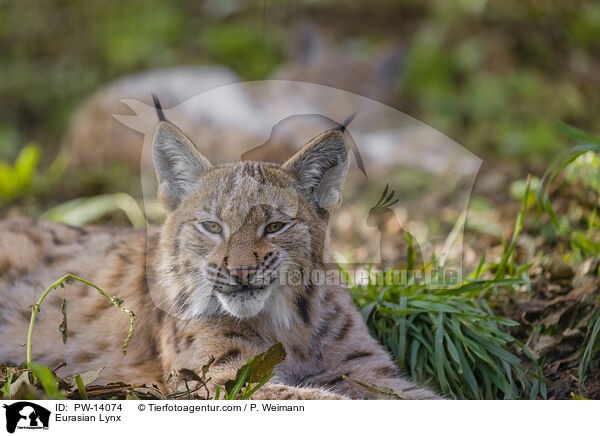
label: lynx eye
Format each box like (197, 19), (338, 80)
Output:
(264, 222), (286, 235)
(200, 221), (222, 234)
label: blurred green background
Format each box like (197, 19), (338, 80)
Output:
(1, 0), (599, 400)
(1, 0), (599, 167)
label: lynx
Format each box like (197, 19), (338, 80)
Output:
(0, 114), (439, 399)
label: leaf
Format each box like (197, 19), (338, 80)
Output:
(579, 307), (600, 393)
(496, 175), (531, 279)
(74, 374), (88, 400)
(433, 312), (449, 392)
(8, 372), (31, 397)
(129, 387), (167, 400)
(14, 144), (40, 189)
(28, 362), (64, 399)
(58, 297), (68, 344)
(178, 368), (204, 383)
(201, 356), (215, 380)
(66, 367), (104, 387)
(224, 360), (253, 397)
(240, 373), (275, 399)
(42, 193), (147, 228)
(397, 296), (408, 368)
(342, 375), (407, 399)
(245, 342), (287, 384)
(0, 144), (40, 201)
(537, 143), (600, 232)
(222, 343), (287, 397)
(360, 302), (376, 321)
(555, 122), (600, 145)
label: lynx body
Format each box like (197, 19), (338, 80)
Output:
(0, 120), (439, 399)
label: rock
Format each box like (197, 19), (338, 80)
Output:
(62, 66), (252, 172)
(62, 66), (345, 173)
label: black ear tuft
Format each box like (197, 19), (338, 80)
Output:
(152, 93), (168, 123)
(336, 112), (358, 133)
(333, 111), (367, 179)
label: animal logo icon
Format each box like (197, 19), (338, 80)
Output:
(2, 402), (50, 433)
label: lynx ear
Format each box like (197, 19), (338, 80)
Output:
(152, 121), (212, 210)
(282, 129), (349, 209)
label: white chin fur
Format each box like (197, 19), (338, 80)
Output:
(216, 288), (273, 319)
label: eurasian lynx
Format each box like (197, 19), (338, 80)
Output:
(0, 115), (439, 399)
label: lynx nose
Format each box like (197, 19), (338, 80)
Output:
(228, 266), (257, 284)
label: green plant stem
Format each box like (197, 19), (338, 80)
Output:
(26, 274), (135, 367)
(74, 373), (88, 400)
(241, 373), (275, 399)
(227, 360), (254, 399)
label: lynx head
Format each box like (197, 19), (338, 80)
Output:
(153, 120), (349, 326)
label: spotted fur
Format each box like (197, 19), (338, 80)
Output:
(0, 121), (440, 400)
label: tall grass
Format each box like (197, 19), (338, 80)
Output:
(537, 125), (600, 257)
(348, 179), (548, 399)
(579, 307), (600, 394)
(539, 123), (600, 394)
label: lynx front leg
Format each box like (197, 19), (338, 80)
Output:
(308, 365), (441, 400)
(163, 354), (347, 399)
(163, 356), (348, 399)
(312, 309), (442, 399)
(343, 371), (442, 400)
(320, 343), (441, 399)
(158, 317), (348, 399)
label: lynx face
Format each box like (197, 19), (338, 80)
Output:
(153, 122), (349, 325)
